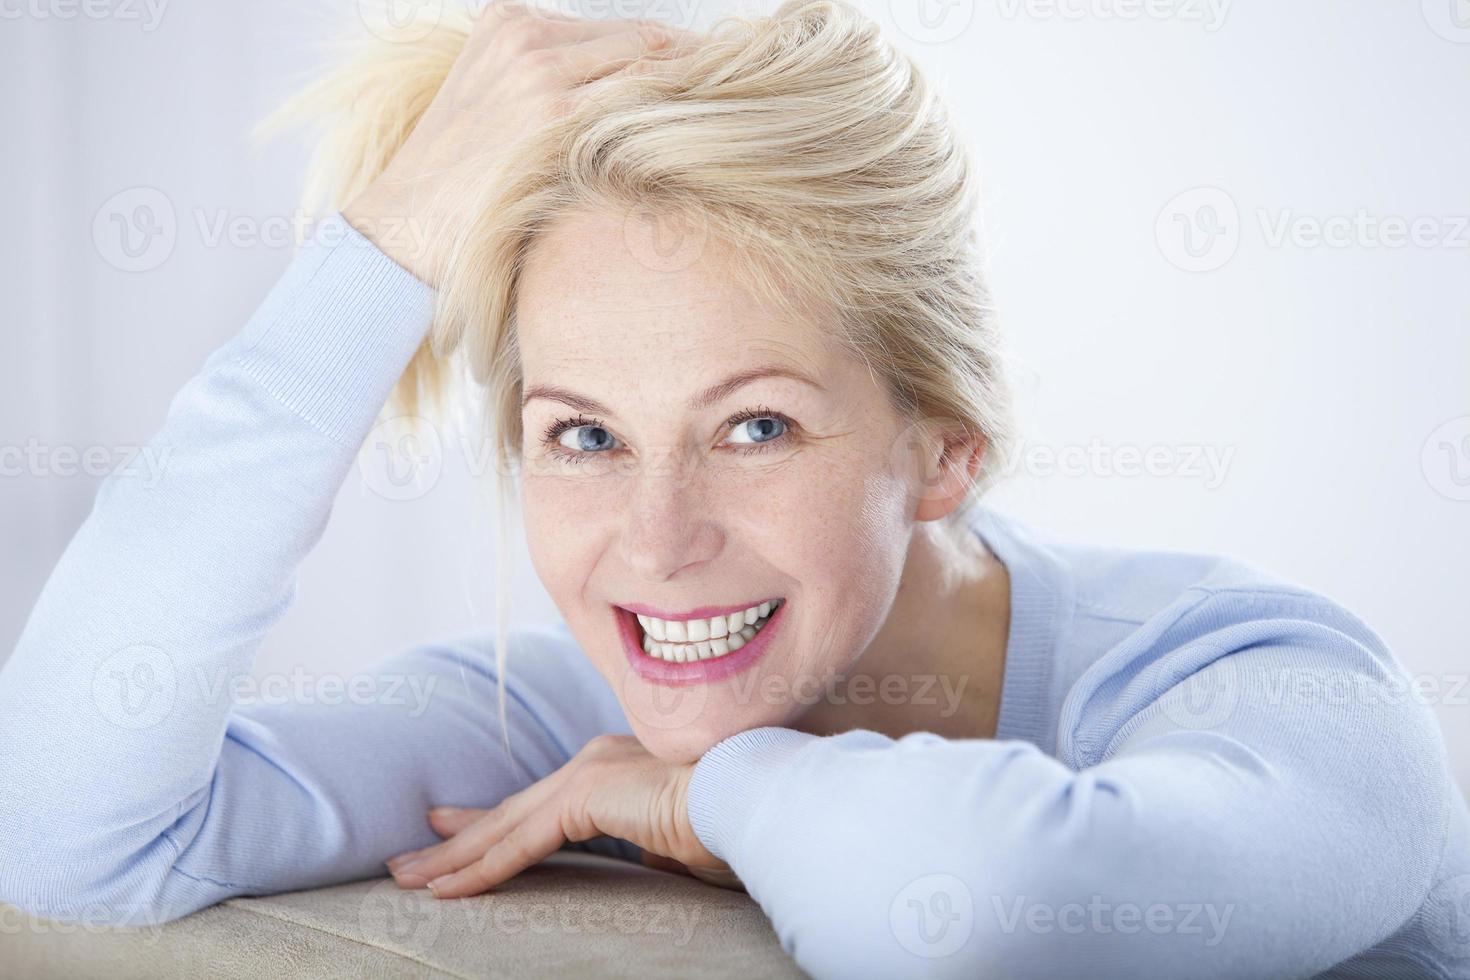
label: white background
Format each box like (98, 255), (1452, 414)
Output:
(2, 0), (1466, 791)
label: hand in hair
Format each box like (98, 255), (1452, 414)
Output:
(343, 2), (699, 286)
(384, 734), (742, 897)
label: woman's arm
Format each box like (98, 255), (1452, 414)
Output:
(0, 215), (629, 926)
(0, 9), (702, 927)
(685, 591), (1457, 979)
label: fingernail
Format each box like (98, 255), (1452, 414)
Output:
(428, 875), (451, 896)
(391, 868), (430, 888)
(429, 806), (462, 818)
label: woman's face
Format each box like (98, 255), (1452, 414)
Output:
(515, 206), (928, 761)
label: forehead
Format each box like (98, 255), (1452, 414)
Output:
(515, 206), (833, 380)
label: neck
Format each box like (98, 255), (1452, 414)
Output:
(791, 515), (1011, 741)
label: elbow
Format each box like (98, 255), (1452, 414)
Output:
(0, 844), (202, 929)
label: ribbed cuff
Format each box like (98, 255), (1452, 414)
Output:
(228, 212), (437, 446)
(686, 726), (819, 864)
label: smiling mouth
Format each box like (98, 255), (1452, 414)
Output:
(625, 599), (784, 664)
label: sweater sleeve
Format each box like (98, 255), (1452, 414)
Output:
(685, 589), (1456, 980)
(0, 215), (628, 927)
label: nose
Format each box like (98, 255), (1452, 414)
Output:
(618, 448), (726, 583)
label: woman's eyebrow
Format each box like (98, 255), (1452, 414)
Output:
(522, 365), (823, 414)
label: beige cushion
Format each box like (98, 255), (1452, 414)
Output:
(0, 852), (802, 978)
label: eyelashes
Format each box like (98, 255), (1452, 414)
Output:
(539, 405), (797, 463)
(541, 413), (599, 448)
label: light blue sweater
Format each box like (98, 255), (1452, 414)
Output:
(2, 214), (1466, 980)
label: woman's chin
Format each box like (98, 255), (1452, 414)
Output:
(622, 703), (792, 765)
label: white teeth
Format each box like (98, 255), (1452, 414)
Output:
(632, 600), (781, 663)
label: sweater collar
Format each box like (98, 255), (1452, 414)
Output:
(967, 506), (1073, 755)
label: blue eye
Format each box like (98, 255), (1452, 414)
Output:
(727, 416), (787, 445)
(557, 425), (618, 453)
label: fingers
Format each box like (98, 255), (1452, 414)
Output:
(425, 810), (568, 899)
(387, 776), (565, 887)
(545, 23), (681, 84)
(427, 805), (487, 836)
(382, 805), (488, 873)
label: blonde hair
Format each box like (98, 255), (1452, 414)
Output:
(267, 0), (1014, 755)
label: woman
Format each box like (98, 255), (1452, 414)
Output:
(1, 1), (1465, 977)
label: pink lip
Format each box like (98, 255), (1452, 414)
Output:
(618, 599), (782, 622)
(617, 602), (785, 687)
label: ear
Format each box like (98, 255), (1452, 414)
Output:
(913, 428), (987, 522)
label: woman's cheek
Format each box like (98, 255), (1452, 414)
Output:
(730, 444), (909, 568)
(724, 449), (910, 667)
(519, 472), (620, 597)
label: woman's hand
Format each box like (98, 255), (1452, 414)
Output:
(343, 1), (696, 285)
(385, 734), (743, 896)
